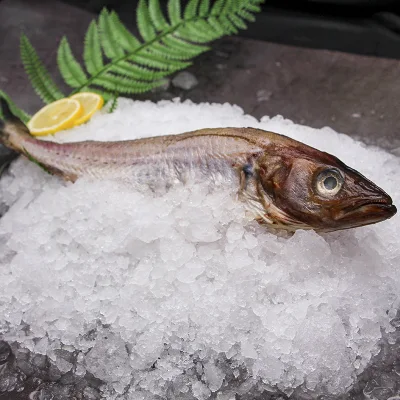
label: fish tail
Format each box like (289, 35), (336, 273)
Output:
(0, 98), (32, 153)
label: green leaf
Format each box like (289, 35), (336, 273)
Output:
(229, 13), (247, 30)
(93, 72), (166, 94)
(57, 36), (87, 88)
(137, 0), (157, 41)
(206, 17), (225, 35)
(176, 22), (219, 42)
(219, 15), (239, 34)
(0, 90), (31, 124)
(192, 20), (221, 39)
(198, 0), (210, 16)
(224, 0), (239, 13)
(99, 8), (125, 59)
(163, 35), (209, 54)
(168, 0), (181, 25)
(107, 96), (118, 113)
(211, 0), (226, 16)
(148, 42), (201, 60)
(20, 34), (64, 104)
(84, 20), (104, 75)
(237, 9), (256, 22)
(149, 0), (169, 30)
(184, 0), (199, 19)
(109, 11), (141, 51)
(130, 50), (192, 70)
(111, 60), (173, 81)
(243, 3), (261, 13)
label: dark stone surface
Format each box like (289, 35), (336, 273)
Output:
(0, 0), (94, 115)
(0, 0), (399, 399)
(183, 39), (400, 152)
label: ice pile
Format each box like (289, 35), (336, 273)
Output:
(0, 98), (399, 399)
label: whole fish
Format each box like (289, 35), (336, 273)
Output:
(0, 100), (396, 231)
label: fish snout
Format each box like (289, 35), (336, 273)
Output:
(356, 201), (397, 220)
(336, 192), (397, 227)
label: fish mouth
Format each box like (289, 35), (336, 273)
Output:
(335, 198), (397, 228)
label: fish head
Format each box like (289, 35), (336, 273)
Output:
(256, 143), (397, 231)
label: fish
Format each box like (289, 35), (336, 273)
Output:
(0, 99), (396, 232)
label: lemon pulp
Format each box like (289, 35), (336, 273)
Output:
(70, 92), (104, 126)
(28, 98), (83, 136)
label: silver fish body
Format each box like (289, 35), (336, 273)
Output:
(0, 100), (396, 231)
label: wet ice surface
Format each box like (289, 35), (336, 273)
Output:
(0, 98), (399, 399)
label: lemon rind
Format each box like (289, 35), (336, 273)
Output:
(28, 98), (83, 136)
(70, 93), (104, 127)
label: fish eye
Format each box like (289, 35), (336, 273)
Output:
(315, 168), (344, 196)
(323, 176), (337, 190)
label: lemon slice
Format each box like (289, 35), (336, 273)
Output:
(70, 92), (104, 126)
(28, 98), (83, 136)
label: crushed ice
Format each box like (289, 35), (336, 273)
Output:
(0, 98), (399, 398)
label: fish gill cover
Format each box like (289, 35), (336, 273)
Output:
(0, 99), (399, 399)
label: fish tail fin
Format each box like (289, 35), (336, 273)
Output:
(0, 98), (32, 153)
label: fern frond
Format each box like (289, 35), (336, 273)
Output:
(109, 11), (141, 51)
(168, 0), (182, 25)
(243, 3), (262, 13)
(229, 14), (247, 30)
(84, 21), (104, 75)
(57, 37), (88, 88)
(148, 42), (197, 60)
(237, 10), (256, 22)
(130, 51), (192, 70)
(219, 15), (239, 34)
(17, 0), (264, 113)
(0, 90), (31, 124)
(211, 0), (226, 16)
(163, 35), (209, 54)
(223, 0), (240, 14)
(99, 9), (125, 59)
(207, 17), (225, 35)
(137, 0), (157, 41)
(20, 34), (64, 104)
(107, 96), (118, 113)
(198, 0), (210, 16)
(176, 22), (218, 43)
(149, 0), (169, 31)
(184, 0), (200, 19)
(195, 19), (221, 37)
(93, 73), (165, 93)
(111, 61), (173, 81)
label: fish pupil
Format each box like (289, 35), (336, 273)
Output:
(323, 176), (337, 190)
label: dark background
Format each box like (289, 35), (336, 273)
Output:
(61, 0), (400, 58)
